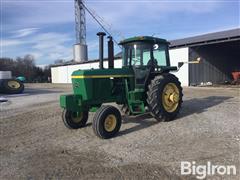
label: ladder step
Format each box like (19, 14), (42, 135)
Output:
(130, 101), (145, 114)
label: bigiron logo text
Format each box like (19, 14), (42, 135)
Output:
(181, 161), (237, 179)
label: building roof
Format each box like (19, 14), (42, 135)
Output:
(169, 28), (240, 48)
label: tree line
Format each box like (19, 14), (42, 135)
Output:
(0, 55), (51, 83)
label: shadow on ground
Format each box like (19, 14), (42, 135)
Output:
(118, 96), (233, 137)
(118, 114), (156, 136)
(179, 96), (233, 118)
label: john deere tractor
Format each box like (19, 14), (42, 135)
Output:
(60, 32), (183, 139)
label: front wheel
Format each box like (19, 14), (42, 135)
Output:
(62, 109), (88, 129)
(147, 73), (183, 121)
(92, 105), (122, 139)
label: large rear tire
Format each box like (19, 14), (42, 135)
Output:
(62, 109), (88, 129)
(2, 79), (24, 94)
(92, 105), (122, 139)
(147, 73), (183, 121)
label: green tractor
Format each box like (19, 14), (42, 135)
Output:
(60, 32), (183, 139)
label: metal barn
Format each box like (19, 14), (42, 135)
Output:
(170, 28), (240, 85)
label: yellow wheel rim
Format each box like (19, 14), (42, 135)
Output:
(71, 112), (83, 123)
(104, 114), (117, 132)
(7, 80), (20, 89)
(162, 83), (180, 113)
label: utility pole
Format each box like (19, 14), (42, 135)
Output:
(73, 0), (88, 62)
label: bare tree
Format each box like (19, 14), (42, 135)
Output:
(0, 55), (51, 82)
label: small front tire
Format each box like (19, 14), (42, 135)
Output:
(92, 105), (122, 139)
(62, 109), (88, 129)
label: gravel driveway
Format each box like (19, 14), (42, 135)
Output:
(0, 84), (239, 179)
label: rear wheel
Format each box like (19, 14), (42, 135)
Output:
(147, 73), (183, 121)
(62, 109), (88, 129)
(2, 79), (24, 94)
(92, 105), (122, 139)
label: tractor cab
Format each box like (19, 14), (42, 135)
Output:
(119, 36), (173, 87)
(120, 36), (170, 67)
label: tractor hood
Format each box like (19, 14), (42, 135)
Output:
(71, 68), (134, 103)
(71, 68), (133, 79)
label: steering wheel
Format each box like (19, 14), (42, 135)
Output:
(132, 57), (141, 65)
(147, 59), (158, 68)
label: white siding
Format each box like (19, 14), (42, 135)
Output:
(169, 47), (189, 86)
(0, 71), (12, 79)
(51, 66), (68, 83)
(51, 59), (122, 83)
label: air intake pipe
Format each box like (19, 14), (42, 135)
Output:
(97, 32), (106, 69)
(108, 36), (114, 69)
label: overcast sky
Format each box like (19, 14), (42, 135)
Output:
(1, 0), (239, 65)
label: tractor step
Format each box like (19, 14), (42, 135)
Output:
(127, 89), (145, 115)
(129, 100), (145, 115)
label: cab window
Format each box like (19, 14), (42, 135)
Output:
(122, 42), (169, 66)
(131, 44), (151, 66)
(153, 44), (168, 66)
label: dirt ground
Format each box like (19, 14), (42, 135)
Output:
(0, 84), (239, 180)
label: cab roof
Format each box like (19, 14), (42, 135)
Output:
(119, 36), (168, 45)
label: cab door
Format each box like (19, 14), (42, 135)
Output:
(130, 44), (153, 86)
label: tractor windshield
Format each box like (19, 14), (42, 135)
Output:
(122, 42), (169, 67)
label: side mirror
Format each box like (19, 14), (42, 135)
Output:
(177, 57), (201, 69)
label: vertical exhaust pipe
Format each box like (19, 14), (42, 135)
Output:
(97, 32), (106, 69)
(108, 36), (114, 69)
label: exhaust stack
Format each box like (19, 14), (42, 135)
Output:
(97, 32), (106, 69)
(108, 36), (114, 69)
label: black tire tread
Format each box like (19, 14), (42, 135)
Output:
(62, 109), (88, 129)
(147, 73), (183, 121)
(2, 79), (24, 94)
(92, 105), (121, 139)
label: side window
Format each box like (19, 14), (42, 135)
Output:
(153, 44), (167, 66)
(142, 51), (151, 65)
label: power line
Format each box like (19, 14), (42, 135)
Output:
(80, 1), (122, 48)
